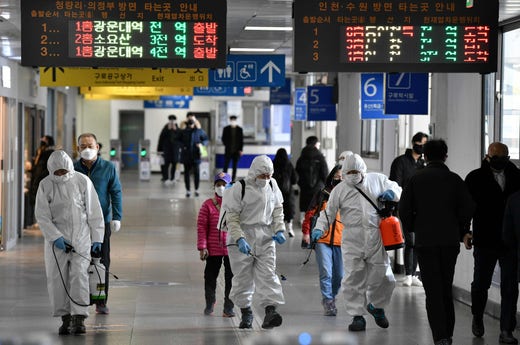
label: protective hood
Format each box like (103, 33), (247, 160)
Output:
(342, 153), (366, 178)
(246, 155), (274, 181)
(47, 150), (75, 176)
(338, 150), (353, 162)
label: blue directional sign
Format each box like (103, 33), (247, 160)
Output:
(307, 85), (336, 121)
(144, 96), (192, 109)
(361, 73), (398, 120)
(270, 78), (291, 105)
(209, 55), (285, 87)
(294, 87), (307, 121)
(193, 87), (245, 96)
(384, 73), (429, 115)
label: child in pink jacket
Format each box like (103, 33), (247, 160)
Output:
(197, 172), (234, 317)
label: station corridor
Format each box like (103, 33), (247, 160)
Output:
(0, 171), (509, 345)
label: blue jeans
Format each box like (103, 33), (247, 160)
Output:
(315, 243), (344, 301)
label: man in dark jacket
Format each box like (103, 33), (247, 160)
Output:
(295, 136), (329, 219)
(399, 139), (475, 345)
(222, 115), (244, 181)
(464, 142), (520, 344)
(180, 119), (209, 197)
(157, 114), (181, 185)
(390, 131), (428, 287)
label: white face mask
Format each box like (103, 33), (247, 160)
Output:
(80, 148), (98, 160)
(215, 186), (225, 197)
(230, 120), (237, 126)
(54, 172), (73, 184)
(345, 173), (363, 185)
(256, 178), (269, 188)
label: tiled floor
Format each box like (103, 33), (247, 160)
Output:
(0, 171), (512, 345)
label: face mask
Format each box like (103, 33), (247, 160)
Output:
(345, 173), (363, 185)
(332, 179), (342, 187)
(256, 178), (269, 188)
(215, 186), (225, 197)
(230, 120), (237, 126)
(489, 156), (509, 171)
(80, 148), (98, 160)
(54, 172), (73, 183)
(412, 144), (424, 155)
(40, 141), (48, 147)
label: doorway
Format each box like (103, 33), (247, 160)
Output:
(119, 110), (144, 170)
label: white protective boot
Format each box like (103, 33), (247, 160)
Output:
(285, 220), (295, 237)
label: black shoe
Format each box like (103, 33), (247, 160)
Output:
(58, 314), (71, 335)
(367, 303), (389, 328)
(472, 315), (484, 337)
(499, 331), (518, 344)
(348, 315), (366, 331)
(239, 307), (253, 329)
(203, 301), (215, 316)
(262, 305), (282, 329)
(70, 315), (86, 335)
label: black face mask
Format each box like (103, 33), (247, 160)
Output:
(332, 179), (341, 187)
(489, 156), (509, 171)
(412, 144), (423, 155)
(40, 141), (47, 147)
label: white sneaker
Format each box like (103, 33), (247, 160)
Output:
(402, 275), (412, 287)
(412, 276), (423, 287)
(164, 180), (174, 186)
(285, 221), (295, 237)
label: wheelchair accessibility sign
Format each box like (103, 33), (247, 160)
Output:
(209, 55), (285, 87)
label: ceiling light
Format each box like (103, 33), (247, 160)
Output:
(229, 48), (275, 52)
(244, 26), (293, 31)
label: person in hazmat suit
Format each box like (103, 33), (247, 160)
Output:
(35, 150), (105, 335)
(221, 155), (286, 329)
(312, 153), (401, 332)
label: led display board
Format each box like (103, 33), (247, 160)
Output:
(21, 0), (226, 68)
(294, 0), (498, 73)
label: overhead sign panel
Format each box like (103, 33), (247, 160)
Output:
(21, 0), (227, 68)
(294, 87), (307, 121)
(208, 55), (285, 87)
(361, 73), (398, 120)
(80, 86), (193, 96)
(144, 96), (192, 108)
(40, 67), (208, 87)
(270, 78), (292, 105)
(294, 0), (498, 73)
(193, 87), (245, 96)
(307, 85), (336, 121)
(384, 73), (429, 115)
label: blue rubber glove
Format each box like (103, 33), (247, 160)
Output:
(311, 229), (324, 242)
(92, 242), (102, 254)
(272, 231), (286, 244)
(379, 190), (396, 201)
(237, 238), (251, 255)
(54, 237), (67, 251)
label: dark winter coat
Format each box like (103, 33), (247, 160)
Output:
(157, 124), (181, 162)
(273, 158), (298, 221)
(295, 146), (329, 211)
(465, 160), (520, 249)
(180, 127), (209, 164)
(222, 125), (244, 156)
(399, 161), (475, 248)
(503, 190), (520, 279)
(389, 148), (425, 188)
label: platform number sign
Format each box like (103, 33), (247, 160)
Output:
(360, 73), (398, 120)
(294, 87), (307, 121)
(307, 85), (336, 121)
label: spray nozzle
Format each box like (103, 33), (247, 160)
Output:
(64, 242), (74, 253)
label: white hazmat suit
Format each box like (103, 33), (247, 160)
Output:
(315, 154), (401, 316)
(35, 150), (105, 317)
(222, 155), (286, 309)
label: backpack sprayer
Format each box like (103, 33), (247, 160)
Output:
(53, 242), (119, 307)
